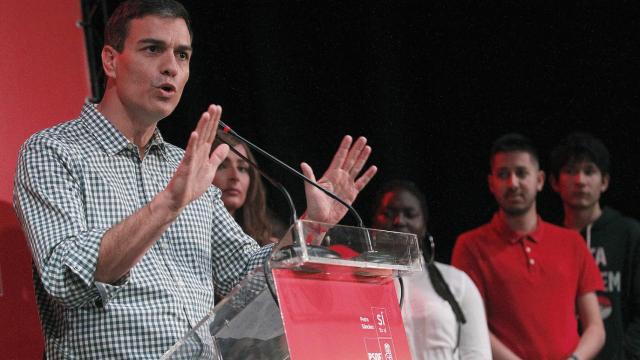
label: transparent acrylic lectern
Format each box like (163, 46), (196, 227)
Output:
(161, 220), (421, 360)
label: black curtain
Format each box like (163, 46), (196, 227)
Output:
(96, 1), (640, 262)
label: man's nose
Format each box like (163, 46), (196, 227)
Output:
(574, 171), (587, 184)
(161, 53), (179, 77)
(506, 173), (519, 187)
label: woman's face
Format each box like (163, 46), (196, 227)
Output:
(212, 144), (251, 215)
(372, 189), (427, 240)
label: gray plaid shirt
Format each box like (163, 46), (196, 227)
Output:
(13, 102), (272, 359)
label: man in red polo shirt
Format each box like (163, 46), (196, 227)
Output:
(452, 133), (605, 360)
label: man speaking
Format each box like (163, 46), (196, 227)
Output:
(13, 0), (376, 358)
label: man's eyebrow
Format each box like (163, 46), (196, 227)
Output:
(137, 38), (192, 52)
(176, 44), (193, 53)
(138, 38), (166, 46)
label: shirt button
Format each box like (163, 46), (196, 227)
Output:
(127, 143), (134, 150)
(160, 242), (169, 250)
(525, 246), (531, 253)
(177, 280), (185, 288)
(529, 258), (535, 265)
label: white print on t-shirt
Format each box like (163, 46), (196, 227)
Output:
(591, 246), (607, 266)
(590, 246), (621, 293)
(601, 270), (621, 293)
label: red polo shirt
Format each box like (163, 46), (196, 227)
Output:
(452, 213), (603, 360)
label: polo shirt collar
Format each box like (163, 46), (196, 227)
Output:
(80, 101), (166, 156)
(490, 211), (544, 244)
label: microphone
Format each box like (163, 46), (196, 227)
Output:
(215, 120), (344, 304)
(216, 122), (397, 302)
(217, 120), (369, 234)
(215, 123), (344, 259)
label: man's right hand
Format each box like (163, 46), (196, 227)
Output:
(163, 104), (229, 213)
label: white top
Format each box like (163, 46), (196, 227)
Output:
(398, 261), (492, 360)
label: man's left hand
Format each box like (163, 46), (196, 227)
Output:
(301, 135), (377, 224)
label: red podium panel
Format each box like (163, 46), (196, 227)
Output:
(273, 266), (412, 360)
(162, 221), (421, 359)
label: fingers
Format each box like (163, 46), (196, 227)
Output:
(209, 143), (229, 168)
(199, 107), (213, 148)
(192, 111), (209, 148)
(182, 105), (223, 171)
(193, 105), (222, 148)
(341, 136), (366, 170)
(333, 135), (371, 180)
(300, 162), (316, 182)
(354, 165), (378, 191)
(205, 105), (222, 144)
(326, 135), (353, 171)
(349, 144), (370, 177)
(182, 131), (199, 166)
(345, 137), (370, 177)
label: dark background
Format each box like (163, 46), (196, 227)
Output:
(94, 1), (640, 263)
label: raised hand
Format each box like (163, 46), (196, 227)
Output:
(301, 135), (377, 224)
(164, 105), (229, 213)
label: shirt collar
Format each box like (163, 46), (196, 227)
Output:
(490, 211), (544, 244)
(79, 101), (166, 156)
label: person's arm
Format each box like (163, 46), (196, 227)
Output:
(490, 333), (522, 360)
(300, 135), (377, 224)
(95, 105), (228, 283)
(15, 136), (109, 308)
(624, 228), (640, 359)
(15, 105), (228, 306)
(458, 273), (492, 360)
(571, 292), (605, 360)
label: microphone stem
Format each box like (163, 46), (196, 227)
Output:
(216, 136), (298, 226)
(219, 122), (365, 228)
(218, 121), (373, 252)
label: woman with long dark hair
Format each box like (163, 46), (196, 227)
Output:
(212, 131), (284, 245)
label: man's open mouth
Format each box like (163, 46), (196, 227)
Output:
(158, 84), (176, 93)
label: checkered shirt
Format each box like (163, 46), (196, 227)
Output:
(13, 102), (273, 359)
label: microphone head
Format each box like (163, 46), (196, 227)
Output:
(218, 120), (232, 134)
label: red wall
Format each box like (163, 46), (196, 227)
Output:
(1, 1), (89, 357)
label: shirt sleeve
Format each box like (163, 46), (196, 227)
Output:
(458, 270), (492, 360)
(452, 235), (487, 300)
(575, 232), (604, 296)
(209, 191), (273, 297)
(624, 221), (640, 358)
(13, 136), (127, 309)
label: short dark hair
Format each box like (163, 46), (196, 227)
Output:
(105, 0), (192, 52)
(490, 133), (539, 169)
(372, 180), (429, 225)
(549, 132), (610, 179)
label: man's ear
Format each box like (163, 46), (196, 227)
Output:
(601, 173), (610, 193)
(536, 170), (545, 192)
(487, 173), (495, 196)
(101, 45), (118, 79)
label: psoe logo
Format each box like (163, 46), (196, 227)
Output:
(384, 343), (394, 360)
(367, 352), (382, 360)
